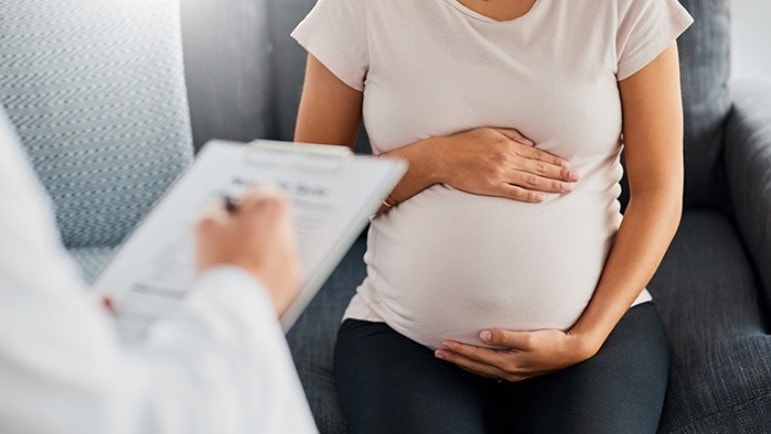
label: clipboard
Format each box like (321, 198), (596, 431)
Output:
(92, 140), (406, 342)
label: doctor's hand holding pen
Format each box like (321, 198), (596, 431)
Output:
(196, 185), (301, 316)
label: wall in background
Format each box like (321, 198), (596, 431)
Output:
(732, 0), (771, 79)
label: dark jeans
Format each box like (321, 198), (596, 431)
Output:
(334, 302), (669, 434)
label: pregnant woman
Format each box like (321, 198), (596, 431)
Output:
(293, 0), (692, 432)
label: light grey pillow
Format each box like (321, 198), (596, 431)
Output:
(0, 0), (194, 248)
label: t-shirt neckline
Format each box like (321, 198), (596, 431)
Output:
(444, 0), (544, 24)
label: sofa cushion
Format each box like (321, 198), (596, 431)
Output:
(675, 0), (732, 208)
(68, 246), (118, 284)
(180, 0), (273, 149)
(649, 211), (771, 433)
(0, 0), (193, 249)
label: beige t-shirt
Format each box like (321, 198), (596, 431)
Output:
(293, 0), (693, 349)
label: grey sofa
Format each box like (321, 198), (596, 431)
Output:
(1, 0), (769, 433)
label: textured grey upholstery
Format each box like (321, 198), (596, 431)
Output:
(266, 0), (317, 143)
(649, 211), (771, 433)
(179, 0), (313, 148)
(676, 0), (732, 208)
(726, 79), (771, 318)
(0, 0), (193, 251)
(68, 246), (118, 283)
(181, 0), (378, 154)
(180, 0), (272, 150)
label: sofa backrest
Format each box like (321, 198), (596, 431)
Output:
(267, 0), (318, 144)
(0, 0), (194, 249)
(677, 0), (732, 209)
(181, 0), (273, 150)
(180, 0), (305, 149)
(182, 0), (374, 151)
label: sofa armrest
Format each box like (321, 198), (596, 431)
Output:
(725, 78), (771, 318)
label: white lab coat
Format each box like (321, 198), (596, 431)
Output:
(0, 108), (317, 434)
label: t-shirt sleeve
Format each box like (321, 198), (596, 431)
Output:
(616, 0), (694, 81)
(291, 0), (369, 91)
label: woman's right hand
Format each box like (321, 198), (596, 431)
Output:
(433, 128), (580, 203)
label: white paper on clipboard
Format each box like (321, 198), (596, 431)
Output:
(92, 140), (406, 343)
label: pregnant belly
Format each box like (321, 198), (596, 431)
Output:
(361, 184), (622, 349)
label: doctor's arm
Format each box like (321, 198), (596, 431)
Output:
(116, 188), (315, 434)
(435, 43), (684, 380)
(129, 187), (315, 434)
(0, 154), (315, 434)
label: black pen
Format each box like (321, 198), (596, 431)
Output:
(223, 195), (238, 214)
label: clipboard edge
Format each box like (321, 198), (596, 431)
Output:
(279, 159), (407, 332)
(248, 139), (354, 158)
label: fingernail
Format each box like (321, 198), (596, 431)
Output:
(561, 183), (573, 193)
(480, 330), (492, 343)
(435, 350), (446, 360)
(569, 171), (580, 182)
(535, 193), (545, 202)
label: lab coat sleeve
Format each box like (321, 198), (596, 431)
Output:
(0, 108), (316, 434)
(0, 266), (317, 434)
(126, 267), (318, 434)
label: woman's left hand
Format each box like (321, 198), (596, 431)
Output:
(434, 328), (600, 382)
